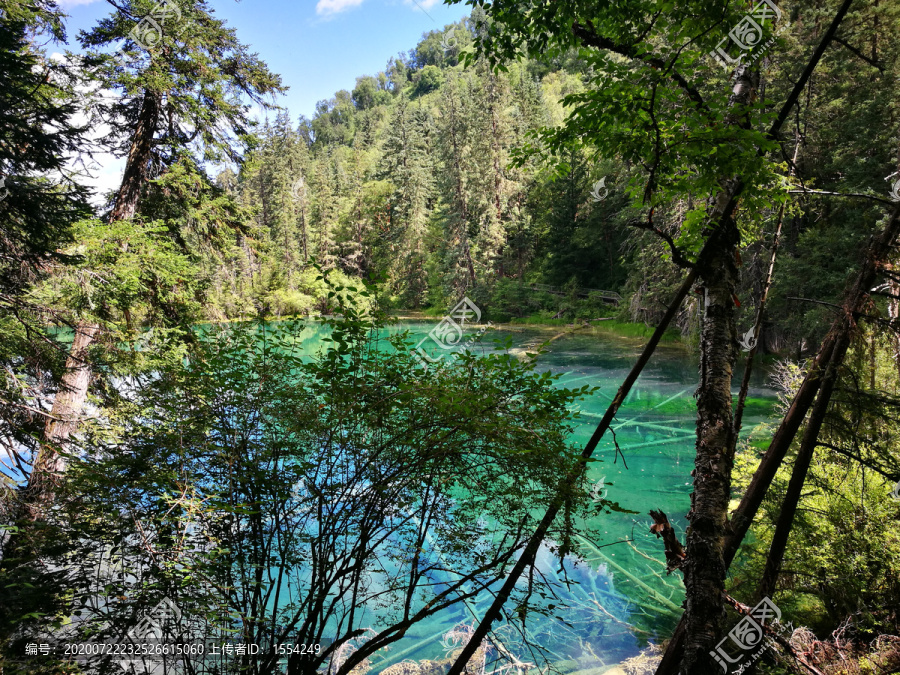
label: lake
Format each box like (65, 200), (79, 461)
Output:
(287, 319), (778, 674)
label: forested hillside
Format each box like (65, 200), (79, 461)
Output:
(207, 10), (899, 361)
(205, 14), (633, 325)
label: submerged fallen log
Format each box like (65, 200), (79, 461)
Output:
(575, 535), (682, 615)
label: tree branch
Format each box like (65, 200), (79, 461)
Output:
(767, 0), (855, 141)
(649, 509), (686, 573)
(628, 215), (695, 269)
(789, 188), (896, 206)
(570, 20), (710, 117)
(722, 592), (825, 675)
(832, 36), (885, 72)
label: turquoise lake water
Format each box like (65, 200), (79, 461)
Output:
(7, 320), (777, 675)
(274, 320), (778, 673)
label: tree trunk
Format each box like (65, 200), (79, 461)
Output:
(445, 81), (477, 290)
(730, 204), (899, 562)
(732, 131), (799, 438)
(444, 263), (702, 675)
(757, 332), (844, 599)
(888, 264), (900, 379)
(9, 88), (160, 535)
(23, 323), (101, 521)
(681, 216), (739, 674)
(656, 201), (900, 675)
(678, 63), (757, 675)
(109, 91), (160, 223)
(654, 2), (856, 670)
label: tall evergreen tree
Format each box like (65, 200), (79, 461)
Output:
(19, 0), (284, 531)
(0, 0), (91, 508)
(377, 99), (433, 303)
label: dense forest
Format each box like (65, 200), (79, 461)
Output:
(2, 0), (900, 674)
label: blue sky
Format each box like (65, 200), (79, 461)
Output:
(57, 0), (472, 120)
(49, 0), (471, 199)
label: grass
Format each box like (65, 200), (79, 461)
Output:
(507, 315), (571, 326)
(591, 319), (682, 343)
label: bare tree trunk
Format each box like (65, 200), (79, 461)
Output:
(755, 210), (900, 600)
(6, 89), (160, 541)
(656, 200), (900, 675)
(732, 132), (799, 437)
(757, 333), (844, 599)
(22, 323), (101, 520)
(730, 204), (899, 560)
(444, 262), (702, 675)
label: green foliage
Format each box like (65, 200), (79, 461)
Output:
(7, 287), (593, 672)
(732, 453), (900, 636)
(77, 0), (285, 165)
(31, 218), (199, 325)
(731, 345), (900, 638)
(413, 64), (444, 96)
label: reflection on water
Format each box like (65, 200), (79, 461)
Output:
(276, 321), (777, 672)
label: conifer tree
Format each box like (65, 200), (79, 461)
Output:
(0, 0), (91, 507)
(21, 0), (284, 525)
(378, 99), (433, 303)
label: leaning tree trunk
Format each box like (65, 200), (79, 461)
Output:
(654, 3), (856, 671)
(756, 203), (900, 599)
(6, 89), (160, 543)
(656, 200), (900, 675)
(22, 323), (100, 521)
(732, 132), (799, 438)
(756, 342), (843, 600)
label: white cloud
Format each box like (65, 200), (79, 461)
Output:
(46, 54), (124, 207)
(57, 0), (103, 8)
(315, 0), (364, 16)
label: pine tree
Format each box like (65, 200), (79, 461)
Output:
(21, 0), (284, 524)
(0, 0), (92, 518)
(436, 73), (478, 297)
(377, 99), (434, 303)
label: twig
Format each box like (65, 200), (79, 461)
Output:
(789, 188), (895, 206)
(785, 296), (843, 311)
(628, 216), (695, 269)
